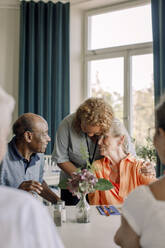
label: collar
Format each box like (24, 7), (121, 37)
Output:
(123, 153), (136, 163)
(8, 136), (40, 163)
(103, 153), (135, 165)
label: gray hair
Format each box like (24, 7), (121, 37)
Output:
(110, 119), (131, 154)
(0, 86), (15, 162)
(0, 87), (15, 128)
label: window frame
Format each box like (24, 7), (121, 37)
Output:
(84, 0), (153, 136)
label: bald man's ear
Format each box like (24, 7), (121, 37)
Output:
(23, 131), (33, 143)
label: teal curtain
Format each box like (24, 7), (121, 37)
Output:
(151, 0), (165, 176)
(19, 1), (70, 154)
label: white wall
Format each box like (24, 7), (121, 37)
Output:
(0, 4), (19, 122)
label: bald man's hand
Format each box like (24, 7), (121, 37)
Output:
(18, 180), (43, 194)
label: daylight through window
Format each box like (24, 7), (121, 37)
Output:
(85, 1), (154, 148)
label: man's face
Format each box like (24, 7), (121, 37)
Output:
(29, 119), (51, 153)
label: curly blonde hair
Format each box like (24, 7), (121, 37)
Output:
(73, 97), (114, 134)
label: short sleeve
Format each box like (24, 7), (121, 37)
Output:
(122, 186), (151, 236)
(122, 185), (165, 248)
(52, 116), (70, 164)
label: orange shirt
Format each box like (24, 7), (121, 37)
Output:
(88, 154), (156, 205)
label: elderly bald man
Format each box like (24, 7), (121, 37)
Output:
(0, 113), (60, 204)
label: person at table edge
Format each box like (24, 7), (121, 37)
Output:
(0, 113), (60, 204)
(0, 87), (64, 248)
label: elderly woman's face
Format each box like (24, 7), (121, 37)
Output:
(81, 123), (102, 137)
(98, 132), (120, 157)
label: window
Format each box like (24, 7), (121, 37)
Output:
(88, 4), (152, 50)
(85, 0), (154, 147)
(89, 57), (124, 120)
(132, 53), (154, 145)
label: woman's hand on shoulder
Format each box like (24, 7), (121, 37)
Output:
(139, 160), (156, 178)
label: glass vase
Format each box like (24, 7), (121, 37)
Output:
(76, 193), (90, 223)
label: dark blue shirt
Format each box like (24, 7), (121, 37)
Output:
(9, 137), (40, 172)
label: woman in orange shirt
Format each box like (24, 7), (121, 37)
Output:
(88, 119), (156, 205)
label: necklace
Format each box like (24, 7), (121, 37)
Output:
(85, 133), (98, 164)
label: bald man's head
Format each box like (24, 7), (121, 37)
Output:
(13, 113), (46, 138)
(13, 113), (51, 153)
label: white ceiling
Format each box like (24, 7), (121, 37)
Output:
(0, 0), (129, 9)
(70, 0), (128, 9)
(71, 0), (123, 5)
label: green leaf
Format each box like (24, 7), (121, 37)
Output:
(58, 179), (68, 189)
(94, 178), (113, 191)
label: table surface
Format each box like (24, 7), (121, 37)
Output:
(57, 206), (121, 248)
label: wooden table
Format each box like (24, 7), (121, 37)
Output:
(57, 206), (121, 248)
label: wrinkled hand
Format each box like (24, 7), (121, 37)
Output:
(18, 180), (43, 194)
(140, 161), (156, 177)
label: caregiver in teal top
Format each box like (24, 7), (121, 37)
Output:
(52, 98), (114, 205)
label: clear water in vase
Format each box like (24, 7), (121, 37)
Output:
(76, 193), (90, 223)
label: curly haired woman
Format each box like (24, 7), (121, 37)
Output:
(52, 97), (136, 205)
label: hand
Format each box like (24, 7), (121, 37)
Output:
(139, 161), (156, 177)
(114, 216), (140, 248)
(18, 180), (43, 194)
